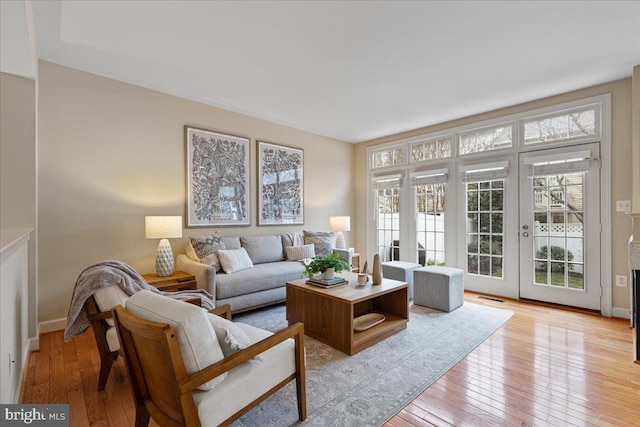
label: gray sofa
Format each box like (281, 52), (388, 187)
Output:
(176, 233), (352, 313)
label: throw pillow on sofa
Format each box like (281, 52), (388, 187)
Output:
(218, 247), (254, 274)
(303, 230), (334, 257)
(285, 243), (316, 261)
(189, 231), (226, 271)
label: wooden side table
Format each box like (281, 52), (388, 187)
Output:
(142, 271), (197, 292)
(351, 253), (361, 273)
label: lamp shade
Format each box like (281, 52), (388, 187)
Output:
(329, 216), (351, 232)
(145, 216), (183, 239)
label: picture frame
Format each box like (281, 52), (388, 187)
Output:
(257, 140), (304, 225)
(185, 126), (251, 227)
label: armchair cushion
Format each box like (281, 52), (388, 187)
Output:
(105, 326), (119, 352)
(93, 285), (130, 327)
(192, 323), (296, 426)
(205, 312), (251, 357)
(125, 290), (226, 391)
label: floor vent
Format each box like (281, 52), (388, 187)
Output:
(478, 295), (505, 303)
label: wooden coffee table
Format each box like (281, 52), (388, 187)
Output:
(286, 272), (408, 355)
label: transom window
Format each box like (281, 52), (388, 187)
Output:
(410, 137), (452, 163)
(371, 146), (405, 169)
(459, 125), (512, 155)
(523, 108), (596, 145)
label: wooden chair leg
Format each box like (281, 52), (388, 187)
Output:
(134, 404), (150, 427)
(294, 332), (307, 421)
(97, 353), (116, 391)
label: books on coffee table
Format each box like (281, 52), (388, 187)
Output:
(306, 277), (348, 288)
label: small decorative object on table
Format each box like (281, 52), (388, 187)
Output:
(357, 273), (369, 286)
(372, 254), (383, 285)
(353, 313), (386, 331)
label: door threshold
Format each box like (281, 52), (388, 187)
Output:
(519, 298), (601, 316)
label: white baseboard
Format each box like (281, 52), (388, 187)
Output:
(612, 307), (631, 319)
(38, 317), (67, 334)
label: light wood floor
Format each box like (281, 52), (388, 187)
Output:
(21, 292), (639, 426)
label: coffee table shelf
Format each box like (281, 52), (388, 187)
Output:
(286, 273), (409, 355)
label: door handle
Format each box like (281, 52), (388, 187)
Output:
(522, 232), (529, 238)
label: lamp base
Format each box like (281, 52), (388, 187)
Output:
(335, 231), (346, 250)
(155, 238), (174, 276)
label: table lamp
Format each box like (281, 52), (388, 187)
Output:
(329, 216), (351, 250)
(145, 216), (183, 276)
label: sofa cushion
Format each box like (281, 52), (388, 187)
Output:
(94, 285), (130, 327)
(241, 235), (284, 264)
(281, 232), (304, 248)
(205, 312), (252, 357)
(218, 248), (254, 274)
(285, 244), (315, 261)
(216, 261), (305, 299)
(125, 290), (226, 391)
(222, 236), (241, 250)
(303, 230), (335, 257)
(193, 323), (295, 426)
(189, 232), (226, 271)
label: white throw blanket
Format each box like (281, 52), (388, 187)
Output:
(64, 259), (215, 341)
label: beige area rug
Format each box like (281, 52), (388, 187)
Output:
(232, 301), (513, 426)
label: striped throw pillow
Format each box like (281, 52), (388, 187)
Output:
(285, 244), (316, 261)
(217, 248), (254, 274)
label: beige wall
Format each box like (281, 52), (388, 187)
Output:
(354, 78), (633, 312)
(633, 65), (639, 213)
(38, 61), (354, 324)
(1, 72), (36, 230)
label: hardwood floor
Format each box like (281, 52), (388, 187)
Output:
(21, 292), (639, 426)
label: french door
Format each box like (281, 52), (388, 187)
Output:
(518, 143), (601, 310)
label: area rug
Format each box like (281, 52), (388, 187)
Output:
(232, 301), (513, 426)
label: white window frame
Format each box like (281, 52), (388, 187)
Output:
(365, 94), (611, 316)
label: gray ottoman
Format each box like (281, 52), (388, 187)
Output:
(413, 266), (464, 312)
(382, 261), (422, 300)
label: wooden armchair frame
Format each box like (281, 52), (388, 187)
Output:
(85, 295), (206, 391)
(86, 296), (119, 391)
(111, 303), (306, 426)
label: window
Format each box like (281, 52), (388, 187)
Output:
(371, 146), (406, 169)
(523, 108), (596, 145)
(416, 184), (445, 266)
(459, 125), (512, 155)
(373, 174), (402, 262)
(466, 180), (504, 278)
(410, 137), (452, 163)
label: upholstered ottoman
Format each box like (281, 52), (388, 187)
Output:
(382, 261), (422, 300)
(413, 266), (464, 312)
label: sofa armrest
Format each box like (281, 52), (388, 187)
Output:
(176, 254), (217, 299)
(332, 249), (353, 271)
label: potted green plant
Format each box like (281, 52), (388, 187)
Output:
(303, 253), (350, 280)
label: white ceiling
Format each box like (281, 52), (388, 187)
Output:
(30, 0), (640, 143)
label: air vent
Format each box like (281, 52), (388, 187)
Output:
(478, 295), (504, 303)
